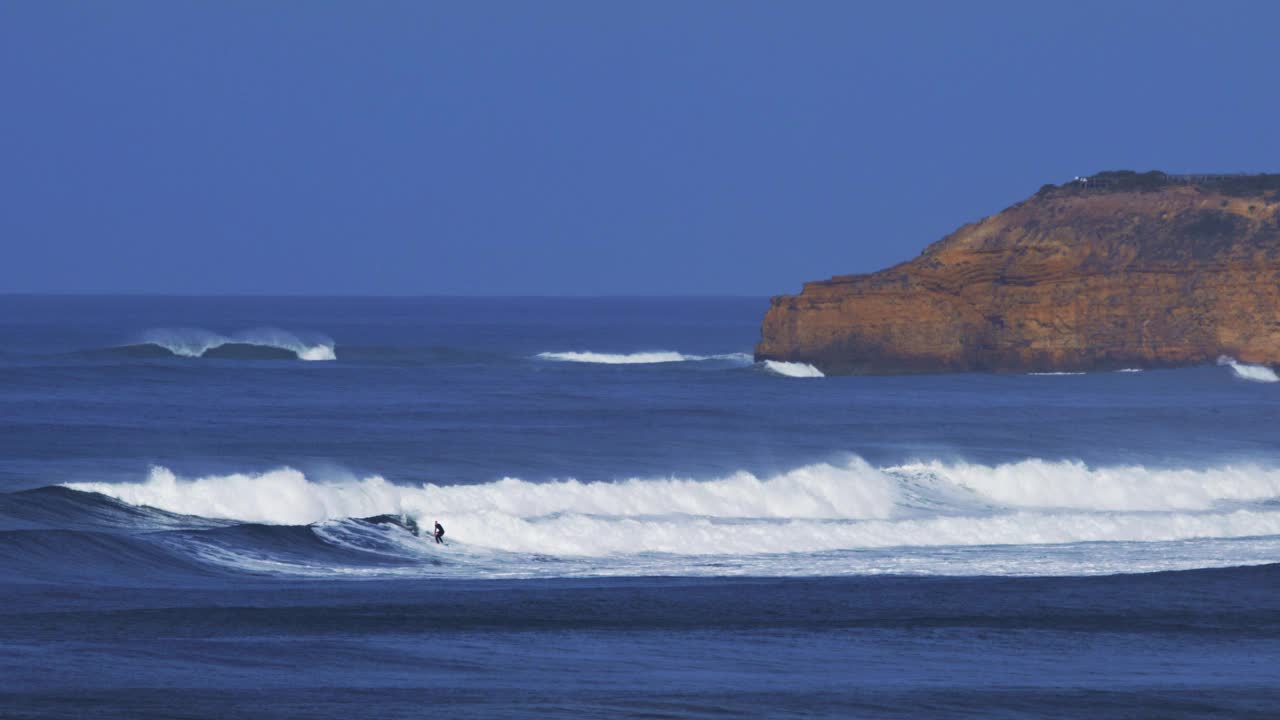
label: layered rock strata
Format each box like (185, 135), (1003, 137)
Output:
(756, 172), (1280, 374)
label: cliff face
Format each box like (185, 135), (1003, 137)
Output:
(756, 173), (1280, 374)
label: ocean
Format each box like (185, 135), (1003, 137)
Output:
(1, 295), (1277, 718)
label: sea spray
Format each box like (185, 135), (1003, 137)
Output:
(892, 458), (1280, 511)
(1217, 355), (1279, 383)
(139, 328), (336, 361)
(65, 458), (1280, 559)
(67, 460), (900, 525)
(762, 360), (824, 378)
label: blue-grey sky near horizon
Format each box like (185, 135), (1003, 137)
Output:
(2, 1), (1278, 295)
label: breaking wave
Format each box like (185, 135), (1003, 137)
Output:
(1217, 355), (1278, 383)
(892, 459), (1280, 511)
(55, 457), (1280, 576)
(66, 462), (899, 526)
(762, 360), (824, 378)
(1028, 371), (1086, 376)
(536, 350), (753, 364)
(133, 328), (336, 361)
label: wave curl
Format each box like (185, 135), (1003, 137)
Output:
(136, 328), (336, 361)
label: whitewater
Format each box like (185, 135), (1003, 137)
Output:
(1218, 354), (1279, 382)
(63, 457), (1280, 577)
(536, 350), (824, 377)
(536, 350), (753, 364)
(5, 296), (1280, 720)
(10, 294), (1278, 581)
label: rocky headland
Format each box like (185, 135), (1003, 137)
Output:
(756, 171), (1280, 374)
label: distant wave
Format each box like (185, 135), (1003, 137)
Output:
(536, 350), (753, 365)
(761, 360), (824, 378)
(1116, 368), (1144, 373)
(534, 352), (824, 378)
(1028, 371), (1086, 376)
(1217, 355), (1278, 383)
(131, 328), (336, 361)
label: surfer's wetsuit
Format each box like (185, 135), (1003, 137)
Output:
(433, 522), (445, 544)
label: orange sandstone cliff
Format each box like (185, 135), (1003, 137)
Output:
(755, 171), (1280, 374)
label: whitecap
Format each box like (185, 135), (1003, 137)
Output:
(536, 350), (752, 365)
(761, 360), (824, 378)
(67, 456), (1280, 557)
(140, 327), (336, 361)
(1217, 355), (1278, 383)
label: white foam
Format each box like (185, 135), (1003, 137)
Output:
(70, 467), (394, 525)
(892, 459), (1280, 512)
(762, 360), (824, 378)
(68, 460), (900, 527)
(1116, 368), (1144, 373)
(536, 351), (752, 365)
(1028, 371), (1085, 376)
(65, 457), (1280, 566)
(140, 327), (336, 361)
(444, 507), (1280, 557)
(236, 327), (336, 361)
(1218, 355), (1278, 383)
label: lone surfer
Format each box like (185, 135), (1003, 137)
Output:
(433, 521), (445, 545)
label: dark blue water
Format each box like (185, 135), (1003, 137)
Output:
(1, 296), (1277, 718)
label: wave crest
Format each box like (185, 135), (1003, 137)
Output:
(66, 461), (900, 527)
(892, 459), (1280, 511)
(1217, 355), (1278, 383)
(536, 350), (752, 364)
(762, 360), (824, 378)
(138, 328), (336, 361)
(63, 457), (1280, 561)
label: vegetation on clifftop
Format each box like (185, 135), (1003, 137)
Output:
(760, 170), (1280, 374)
(1037, 170), (1280, 198)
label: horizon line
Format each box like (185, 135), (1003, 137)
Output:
(0, 292), (774, 300)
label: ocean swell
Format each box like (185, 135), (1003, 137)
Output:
(136, 328), (336, 361)
(62, 458), (1280, 562)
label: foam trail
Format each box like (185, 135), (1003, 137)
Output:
(1217, 355), (1278, 383)
(442, 508), (1280, 557)
(762, 360), (824, 378)
(1116, 368), (1144, 373)
(140, 327), (336, 361)
(536, 351), (752, 364)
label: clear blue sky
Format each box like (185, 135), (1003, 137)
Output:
(2, 1), (1278, 295)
